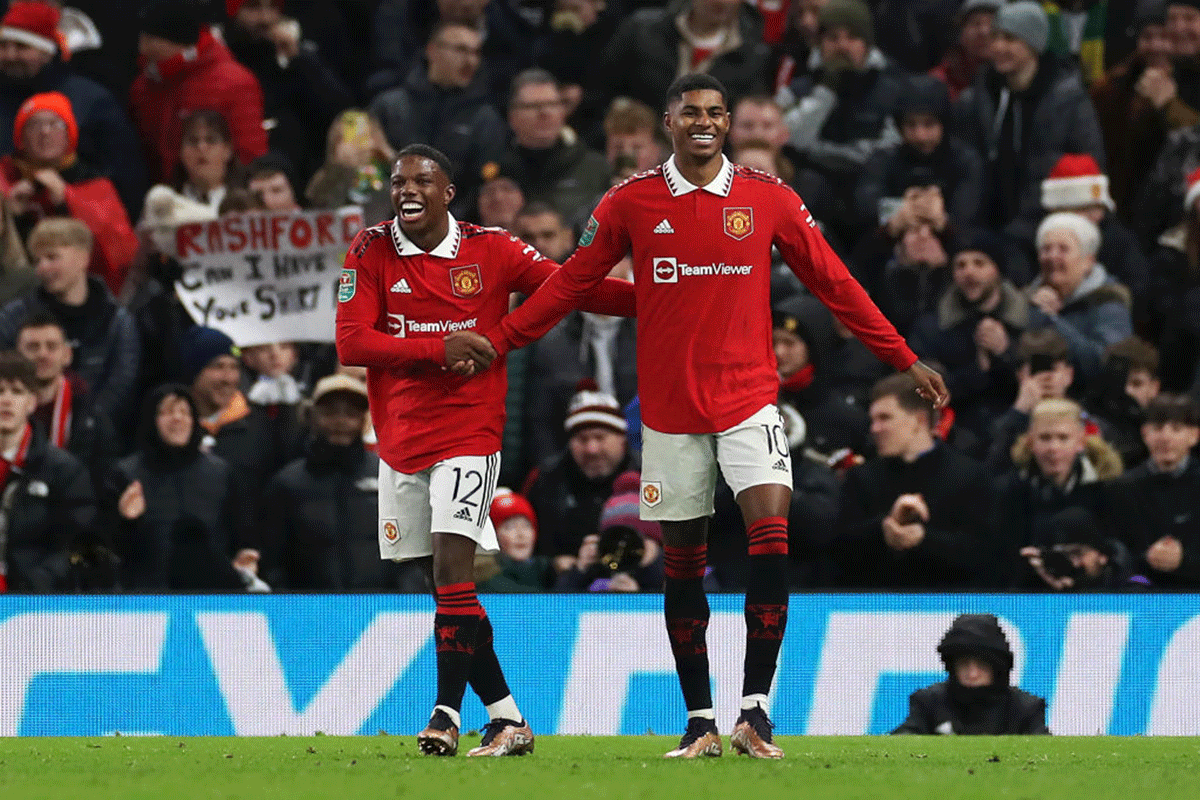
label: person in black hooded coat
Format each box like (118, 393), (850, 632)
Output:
(855, 75), (985, 231)
(102, 384), (253, 592)
(892, 613), (1050, 735)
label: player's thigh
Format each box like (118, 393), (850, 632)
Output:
(428, 452), (502, 553)
(640, 425), (718, 521)
(716, 405), (794, 498)
(378, 460), (434, 561)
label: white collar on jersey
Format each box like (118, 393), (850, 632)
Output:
(390, 211), (461, 258)
(661, 154), (734, 197)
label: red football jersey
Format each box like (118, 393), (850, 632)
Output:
(487, 156), (918, 435)
(336, 215), (635, 473)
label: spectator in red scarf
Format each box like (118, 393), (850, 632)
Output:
(0, 91), (137, 294)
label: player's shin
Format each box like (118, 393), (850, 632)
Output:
(743, 516), (789, 699)
(469, 613), (522, 721)
(663, 540), (713, 715)
(433, 581), (485, 718)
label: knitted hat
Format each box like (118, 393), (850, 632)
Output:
(995, 1), (1049, 55)
(818, 0), (874, 48)
(1186, 164), (1200, 213)
(489, 488), (537, 538)
(1041, 154), (1115, 212)
(564, 379), (627, 436)
(14, 91), (78, 153)
(1036, 211), (1101, 258)
(226, 0), (283, 18)
(0, 2), (63, 55)
(959, 0), (1002, 18)
(138, 0), (206, 45)
(179, 325), (240, 386)
(599, 471), (662, 543)
(953, 229), (1008, 275)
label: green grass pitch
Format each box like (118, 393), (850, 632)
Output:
(0, 735), (1195, 800)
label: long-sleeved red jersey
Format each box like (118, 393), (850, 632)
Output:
(487, 156), (918, 435)
(336, 215), (635, 473)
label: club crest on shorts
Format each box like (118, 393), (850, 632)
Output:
(381, 518), (400, 542)
(723, 207), (753, 240)
(450, 264), (482, 297)
(641, 481), (662, 507)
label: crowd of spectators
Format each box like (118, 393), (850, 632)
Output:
(0, 0), (1196, 596)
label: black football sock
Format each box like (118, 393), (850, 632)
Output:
(743, 516), (789, 701)
(433, 581), (483, 717)
(664, 543), (712, 714)
(468, 613), (511, 706)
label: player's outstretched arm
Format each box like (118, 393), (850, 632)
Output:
(512, 254), (636, 320)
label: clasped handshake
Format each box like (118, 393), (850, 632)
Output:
(443, 331), (498, 376)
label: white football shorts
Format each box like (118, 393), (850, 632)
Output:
(639, 404), (794, 521)
(377, 452), (501, 561)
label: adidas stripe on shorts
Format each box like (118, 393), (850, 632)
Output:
(377, 452), (501, 561)
(639, 405), (793, 521)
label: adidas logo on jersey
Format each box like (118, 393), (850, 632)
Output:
(772, 458), (788, 472)
(453, 507), (474, 521)
(391, 278), (412, 293)
(653, 219), (674, 234)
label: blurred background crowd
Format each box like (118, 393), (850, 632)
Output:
(0, 0), (1195, 597)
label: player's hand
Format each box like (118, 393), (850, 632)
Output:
(1146, 536), (1183, 572)
(444, 331), (496, 373)
(904, 360), (948, 408)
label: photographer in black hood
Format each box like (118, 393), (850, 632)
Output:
(892, 613), (1050, 735)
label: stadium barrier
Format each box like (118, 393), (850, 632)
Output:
(2, 593), (1196, 736)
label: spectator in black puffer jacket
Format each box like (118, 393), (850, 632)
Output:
(0, 349), (95, 593)
(370, 21), (506, 222)
(257, 374), (420, 592)
(892, 613), (1050, 735)
(104, 384), (256, 593)
(856, 75), (984, 232)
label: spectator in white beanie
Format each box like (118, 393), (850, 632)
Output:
(1026, 212), (1133, 381)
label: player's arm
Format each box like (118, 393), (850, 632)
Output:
(773, 186), (947, 406)
(508, 242), (635, 318)
(484, 195), (631, 356)
(334, 236), (445, 368)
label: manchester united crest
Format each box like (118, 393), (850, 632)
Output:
(450, 265), (483, 297)
(382, 519), (400, 542)
(642, 481), (662, 507)
(724, 207), (754, 240)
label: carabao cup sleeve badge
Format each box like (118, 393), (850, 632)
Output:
(579, 215), (599, 247)
(338, 268), (356, 302)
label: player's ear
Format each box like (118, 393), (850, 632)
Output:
(445, 182), (456, 204)
(662, 110), (672, 137)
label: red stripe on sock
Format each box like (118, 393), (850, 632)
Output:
(435, 582), (484, 616)
(747, 517), (789, 556)
(664, 544), (707, 580)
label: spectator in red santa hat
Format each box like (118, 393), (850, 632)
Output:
(130, 0), (267, 185)
(1040, 154), (1149, 305)
(477, 488), (553, 592)
(0, 1), (146, 217)
(0, 91), (137, 294)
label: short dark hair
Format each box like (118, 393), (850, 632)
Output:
(871, 373), (934, 423)
(0, 351), (37, 392)
(1144, 394), (1200, 427)
(508, 67), (558, 108)
(395, 144), (454, 181)
(515, 201), (563, 223)
(248, 153), (294, 184)
(1017, 328), (1070, 364)
(16, 310), (66, 340)
(664, 73), (729, 111)
(1105, 336), (1159, 378)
